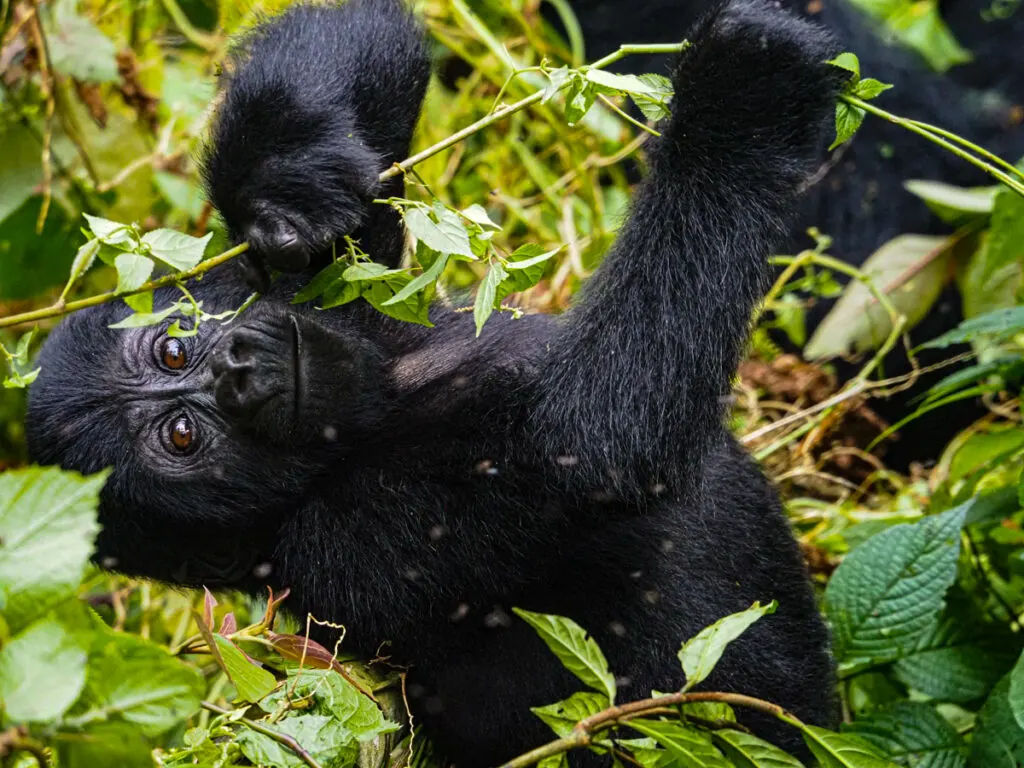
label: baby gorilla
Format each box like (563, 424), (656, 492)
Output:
(28, 0), (840, 763)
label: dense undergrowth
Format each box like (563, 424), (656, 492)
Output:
(2, 0), (1024, 766)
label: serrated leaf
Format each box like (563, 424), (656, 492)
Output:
(214, 635), (277, 703)
(141, 229), (212, 271)
(0, 608), (89, 723)
(531, 692), (609, 738)
(70, 628), (204, 737)
(83, 213), (133, 245)
(237, 714), (359, 768)
(846, 702), (967, 768)
(923, 306), (1024, 349)
(803, 726), (898, 768)
(565, 77), (596, 125)
(69, 238), (101, 284)
(805, 235), (951, 359)
(629, 720), (731, 768)
(585, 68), (658, 95)
(114, 253), (155, 294)
(824, 505), (966, 665)
(474, 261), (508, 336)
(363, 279), (433, 326)
(0, 467), (105, 632)
(714, 729), (806, 768)
(831, 101), (866, 151)
(970, 674), (1024, 767)
(678, 602), (776, 690)
(513, 608), (616, 701)
(543, 66), (571, 102)
(321, 279), (362, 309)
(404, 206), (474, 258)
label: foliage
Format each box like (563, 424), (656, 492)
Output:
(2, 0), (1024, 766)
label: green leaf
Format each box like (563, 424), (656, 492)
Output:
(853, 78), (893, 100)
(970, 674), (1024, 767)
(823, 505), (966, 665)
(829, 52), (861, 79)
(383, 253), (449, 306)
(293, 261), (348, 304)
(585, 69), (658, 95)
(363, 279), (434, 327)
(846, 702), (967, 768)
(108, 303), (181, 329)
(343, 262), (404, 282)
(0, 606), (89, 723)
(678, 601), (777, 691)
(0, 467), (105, 632)
(495, 245), (559, 302)
(474, 261), (508, 336)
(976, 168), (1024, 280)
(803, 726), (898, 768)
(461, 204), (501, 231)
(123, 292), (154, 315)
(83, 213), (134, 245)
(543, 66), (572, 102)
(893, 616), (1018, 703)
(831, 101), (866, 151)
(71, 627), (205, 737)
(404, 206), (475, 258)
(115, 253), (155, 294)
(531, 692), (609, 738)
(0, 198), (79, 300)
(321, 279), (362, 310)
(714, 729), (806, 768)
(141, 228), (212, 271)
(56, 722), (154, 768)
(213, 635), (277, 704)
(237, 714), (359, 768)
(259, 669), (399, 743)
(513, 608), (616, 701)
(923, 306), (1024, 349)
(805, 235), (952, 359)
(630, 73), (675, 121)
(564, 76), (597, 125)
(42, 0), (118, 83)
(1007, 651), (1024, 732)
(629, 720), (731, 768)
(69, 238), (102, 285)
(904, 180), (997, 224)
(885, 0), (972, 73)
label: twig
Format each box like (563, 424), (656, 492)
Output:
(201, 701), (323, 768)
(159, 0), (218, 51)
(499, 691), (804, 768)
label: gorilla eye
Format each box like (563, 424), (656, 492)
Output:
(169, 415), (195, 453)
(160, 338), (187, 370)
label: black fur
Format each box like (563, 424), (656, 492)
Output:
(27, 0), (839, 763)
(557, 0), (1024, 467)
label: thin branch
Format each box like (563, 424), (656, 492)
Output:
(499, 691), (805, 768)
(201, 701), (323, 768)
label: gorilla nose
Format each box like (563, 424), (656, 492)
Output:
(245, 219), (310, 273)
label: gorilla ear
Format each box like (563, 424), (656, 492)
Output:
(245, 218), (310, 273)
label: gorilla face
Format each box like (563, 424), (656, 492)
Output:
(26, 274), (388, 583)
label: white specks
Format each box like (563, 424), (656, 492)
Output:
(100, 555), (119, 569)
(484, 606), (512, 628)
(474, 459), (499, 476)
(404, 568), (421, 582)
(323, 425), (338, 441)
(556, 455), (579, 468)
(253, 562), (273, 579)
(615, 675), (633, 689)
(660, 539), (675, 554)
(428, 524), (448, 541)
(630, 570), (643, 580)
(648, 483), (667, 497)
(212, 465), (226, 481)
(450, 603), (470, 622)
(608, 621), (627, 637)
(644, 590), (660, 605)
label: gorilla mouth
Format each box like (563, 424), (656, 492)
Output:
(289, 314), (304, 420)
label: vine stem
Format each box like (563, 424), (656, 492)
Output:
(201, 701), (324, 768)
(842, 94), (1024, 197)
(0, 41), (687, 332)
(499, 691), (806, 768)
(0, 243), (249, 329)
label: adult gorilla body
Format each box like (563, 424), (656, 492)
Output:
(28, 0), (839, 763)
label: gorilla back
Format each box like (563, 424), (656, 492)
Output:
(27, 0), (838, 763)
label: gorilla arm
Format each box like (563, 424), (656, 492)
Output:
(534, 4), (841, 497)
